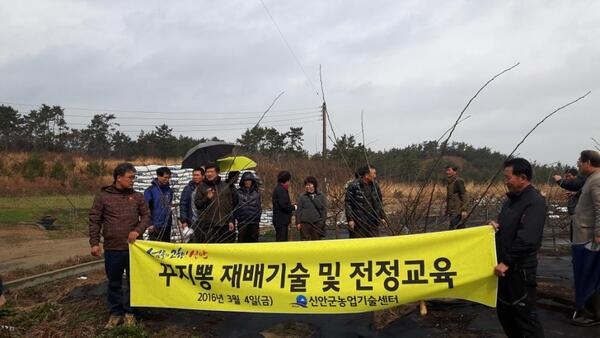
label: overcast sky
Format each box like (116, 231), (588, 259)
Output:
(1, 0), (598, 165)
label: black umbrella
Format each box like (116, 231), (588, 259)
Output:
(181, 141), (235, 169)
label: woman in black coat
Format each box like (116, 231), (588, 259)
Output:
(272, 171), (294, 241)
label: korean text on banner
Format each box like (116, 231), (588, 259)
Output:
(130, 225), (497, 313)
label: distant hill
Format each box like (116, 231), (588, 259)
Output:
(366, 140), (566, 184)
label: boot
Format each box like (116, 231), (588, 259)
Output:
(123, 313), (136, 326)
(104, 315), (122, 329)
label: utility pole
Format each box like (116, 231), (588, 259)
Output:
(320, 64), (327, 164)
(322, 101), (327, 163)
(319, 65), (329, 238)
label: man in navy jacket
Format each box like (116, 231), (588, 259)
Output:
(144, 167), (174, 242)
(179, 167), (204, 230)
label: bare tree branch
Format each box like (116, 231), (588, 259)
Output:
(466, 90), (592, 223)
(591, 137), (600, 151)
(254, 91), (285, 128)
(407, 62), (520, 225)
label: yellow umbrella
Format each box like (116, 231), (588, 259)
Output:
(216, 156), (257, 172)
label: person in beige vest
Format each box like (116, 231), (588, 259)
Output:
(572, 150), (600, 326)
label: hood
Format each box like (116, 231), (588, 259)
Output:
(239, 172), (258, 191)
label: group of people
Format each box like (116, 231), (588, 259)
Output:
(141, 163), (387, 245)
(145, 165), (329, 244)
(443, 159), (548, 336)
(445, 151), (600, 336)
(484, 150), (600, 337)
(86, 162), (336, 329)
(86, 149), (600, 335)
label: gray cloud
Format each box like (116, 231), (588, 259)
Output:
(0, 0), (598, 164)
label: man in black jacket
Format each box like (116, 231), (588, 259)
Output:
(272, 171), (294, 241)
(491, 158), (545, 337)
(234, 172), (262, 243)
(553, 168), (586, 242)
(553, 168), (586, 214)
(345, 165), (386, 238)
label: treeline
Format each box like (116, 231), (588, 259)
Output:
(1, 104), (564, 183)
(0, 104), (309, 160)
(323, 136), (564, 184)
(370, 141), (566, 184)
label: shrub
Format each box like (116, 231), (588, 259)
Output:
(70, 176), (81, 190)
(0, 158), (7, 176)
(21, 154), (46, 181)
(85, 161), (106, 178)
(49, 161), (68, 182)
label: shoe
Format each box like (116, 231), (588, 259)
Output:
(123, 313), (136, 326)
(571, 316), (600, 327)
(104, 315), (122, 329)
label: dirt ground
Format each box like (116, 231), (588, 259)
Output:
(1, 262), (600, 338)
(1, 226), (600, 337)
(0, 224), (90, 273)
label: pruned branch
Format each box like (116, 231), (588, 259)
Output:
(407, 62), (520, 224)
(591, 137), (600, 152)
(254, 91), (285, 128)
(466, 90), (592, 222)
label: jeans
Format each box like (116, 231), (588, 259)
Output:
(104, 250), (132, 316)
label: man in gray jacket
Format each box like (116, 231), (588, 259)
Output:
(572, 150), (600, 326)
(296, 176), (326, 240)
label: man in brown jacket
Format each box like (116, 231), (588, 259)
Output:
(193, 163), (235, 243)
(445, 165), (468, 229)
(89, 162), (150, 329)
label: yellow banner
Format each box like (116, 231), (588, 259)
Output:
(130, 226), (497, 313)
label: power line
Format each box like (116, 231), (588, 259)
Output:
(0, 100), (320, 115)
(0, 97), (321, 135)
(117, 118), (322, 133)
(63, 109), (321, 121)
(67, 114), (322, 127)
(258, 0), (320, 97)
